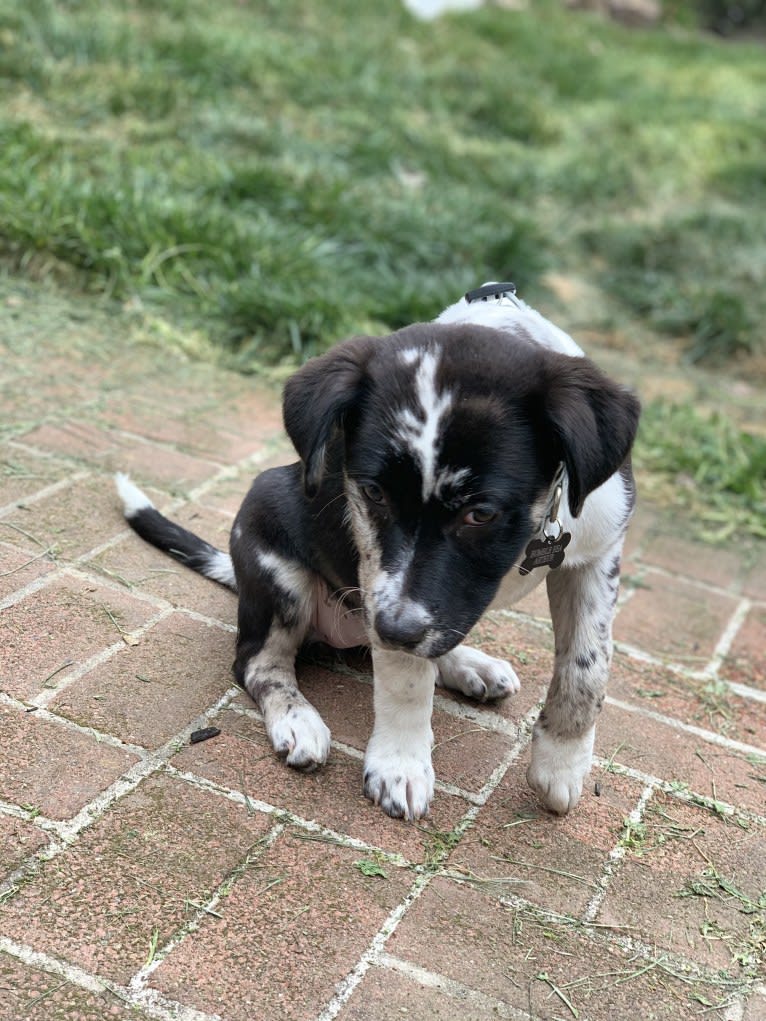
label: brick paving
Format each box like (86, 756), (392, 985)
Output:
(1, 285), (764, 1020)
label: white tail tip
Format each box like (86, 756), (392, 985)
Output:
(115, 473), (154, 519)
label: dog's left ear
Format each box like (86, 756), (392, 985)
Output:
(544, 355), (641, 517)
(283, 336), (376, 497)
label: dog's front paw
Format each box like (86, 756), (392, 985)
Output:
(526, 725), (595, 815)
(436, 646), (520, 702)
(267, 702), (331, 773)
(363, 736), (435, 821)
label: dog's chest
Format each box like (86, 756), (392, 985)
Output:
(309, 579), (368, 649)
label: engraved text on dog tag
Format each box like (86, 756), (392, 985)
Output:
(518, 531), (571, 576)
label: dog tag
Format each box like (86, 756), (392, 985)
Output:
(518, 532), (571, 576)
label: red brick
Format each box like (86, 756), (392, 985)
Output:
(17, 421), (221, 491)
(609, 652), (766, 747)
(87, 506), (237, 623)
(639, 528), (747, 593)
(337, 965), (497, 1021)
(0, 445), (70, 509)
(0, 814), (48, 878)
(1, 473), (132, 560)
(614, 570), (740, 663)
(171, 709), (468, 862)
(388, 877), (732, 1020)
(0, 955), (146, 1021)
(596, 702), (766, 816)
(92, 396), (254, 463)
(0, 703), (137, 819)
(0, 574), (158, 701)
(450, 614), (554, 724)
(742, 558), (766, 601)
(0, 773), (272, 984)
(451, 750), (643, 917)
(50, 612), (234, 748)
(291, 661), (515, 796)
(196, 446), (295, 516)
(150, 827), (411, 1021)
(720, 604), (766, 692)
(621, 501), (656, 560)
(597, 792), (766, 976)
(0, 542), (56, 601)
(743, 986), (766, 1020)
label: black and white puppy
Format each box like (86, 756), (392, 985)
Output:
(116, 285), (640, 821)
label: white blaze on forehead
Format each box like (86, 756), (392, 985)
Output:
(394, 348), (453, 500)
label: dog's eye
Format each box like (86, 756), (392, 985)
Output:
(462, 506), (498, 527)
(361, 482), (386, 506)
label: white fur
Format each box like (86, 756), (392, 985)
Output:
(433, 465), (470, 501)
(257, 549), (314, 604)
(437, 287), (584, 357)
(436, 645), (520, 701)
(114, 472), (153, 518)
(393, 349), (453, 500)
(203, 550), (236, 588)
(244, 625), (330, 771)
(527, 725), (595, 815)
(363, 647), (437, 820)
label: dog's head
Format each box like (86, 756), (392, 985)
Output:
(284, 322), (640, 658)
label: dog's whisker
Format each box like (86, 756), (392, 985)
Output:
(114, 281), (639, 825)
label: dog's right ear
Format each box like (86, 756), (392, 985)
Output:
(283, 336), (376, 498)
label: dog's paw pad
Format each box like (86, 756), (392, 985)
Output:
(363, 744), (434, 821)
(269, 705), (331, 773)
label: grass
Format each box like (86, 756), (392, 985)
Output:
(635, 400), (766, 541)
(1, 0), (765, 370)
(678, 865), (766, 977)
(1, 0), (764, 533)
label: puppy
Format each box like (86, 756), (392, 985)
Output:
(116, 284), (640, 821)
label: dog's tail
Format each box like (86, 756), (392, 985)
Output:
(114, 473), (237, 592)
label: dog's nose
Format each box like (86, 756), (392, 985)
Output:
(375, 606), (429, 651)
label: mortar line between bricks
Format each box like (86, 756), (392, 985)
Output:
(705, 596), (753, 677)
(1, 690), (151, 759)
(87, 423), (229, 468)
(491, 887), (758, 1000)
(612, 638), (725, 685)
(631, 560), (753, 603)
(129, 819), (288, 996)
(604, 694), (766, 757)
(581, 782), (656, 924)
(0, 935), (222, 1021)
(491, 607), (552, 634)
(164, 764), (413, 868)
(0, 469), (91, 519)
(592, 756), (766, 826)
(185, 433), (292, 502)
(376, 953), (538, 1021)
(0, 688), (246, 905)
(316, 692), (541, 1021)
(30, 605), (177, 710)
(70, 558), (239, 635)
(0, 562), (63, 611)
(313, 871), (434, 1021)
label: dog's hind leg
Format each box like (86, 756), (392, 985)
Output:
(234, 566), (331, 773)
(527, 541), (624, 814)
